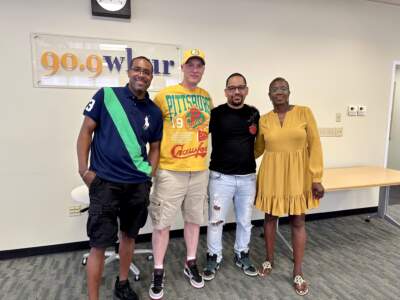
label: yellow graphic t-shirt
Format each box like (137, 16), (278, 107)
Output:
(154, 84), (213, 171)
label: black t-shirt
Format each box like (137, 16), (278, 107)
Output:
(209, 103), (260, 175)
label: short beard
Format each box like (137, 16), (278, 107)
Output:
(129, 82), (147, 98)
(229, 100), (243, 107)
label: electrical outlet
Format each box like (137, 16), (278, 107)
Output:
(69, 205), (82, 217)
(335, 113), (342, 122)
(347, 105), (358, 116)
(358, 105), (367, 116)
(335, 127), (343, 137)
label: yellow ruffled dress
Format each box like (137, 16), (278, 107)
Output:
(254, 105), (323, 216)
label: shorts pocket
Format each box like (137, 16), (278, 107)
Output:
(149, 195), (163, 223)
(144, 180), (152, 206)
(86, 203), (118, 247)
(88, 176), (101, 196)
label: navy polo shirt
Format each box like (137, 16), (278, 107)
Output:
(84, 85), (163, 183)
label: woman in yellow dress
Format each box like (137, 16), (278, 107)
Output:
(255, 77), (324, 296)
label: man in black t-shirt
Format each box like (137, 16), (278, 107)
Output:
(203, 73), (260, 281)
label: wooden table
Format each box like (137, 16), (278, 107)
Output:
(324, 166), (400, 227)
(277, 166), (400, 252)
(324, 166), (400, 192)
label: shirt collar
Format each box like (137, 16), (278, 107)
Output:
(124, 84), (150, 102)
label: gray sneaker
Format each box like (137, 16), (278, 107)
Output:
(149, 268), (164, 300)
(234, 251), (258, 276)
(202, 253), (222, 281)
(184, 259), (204, 288)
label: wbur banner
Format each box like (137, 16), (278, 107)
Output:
(31, 33), (181, 91)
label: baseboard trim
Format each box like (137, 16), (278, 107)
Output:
(0, 206), (378, 260)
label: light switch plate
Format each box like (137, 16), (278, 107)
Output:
(335, 127), (343, 137)
(319, 127), (343, 137)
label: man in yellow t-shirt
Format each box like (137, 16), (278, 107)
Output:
(148, 49), (212, 299)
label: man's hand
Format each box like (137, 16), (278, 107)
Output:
(148, 141), (160, 177)
(312, 182), (325, 199)
(82, 170), (96, 187)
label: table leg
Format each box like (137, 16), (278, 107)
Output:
(383, 214), (400, 228)
(366, 186), (400, 229)
(377, 186), (389, 218)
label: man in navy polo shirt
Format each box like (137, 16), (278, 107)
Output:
(76, 56), (162, 300)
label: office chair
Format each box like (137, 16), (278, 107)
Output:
(71, 185), (153, 281)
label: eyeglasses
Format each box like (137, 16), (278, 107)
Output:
(226, 85), (247, 93)
(270, 87), (289, 94)
(129, 67), (152, 76)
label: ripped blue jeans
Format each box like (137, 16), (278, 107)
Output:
(206, 171), (256, 262)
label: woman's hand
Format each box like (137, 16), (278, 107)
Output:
(312, 182), (325, 199)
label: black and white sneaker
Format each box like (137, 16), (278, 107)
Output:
(114, 277), (138, 300)
(202, 253), (221, 281)
(234, 251), (258, 277)
(149, 268), (164, 300)
(184, 259), (204, 288)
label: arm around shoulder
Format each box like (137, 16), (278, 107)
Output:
(254, 117), (266, 159)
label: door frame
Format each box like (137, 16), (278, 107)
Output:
(384, 61), (400, 167)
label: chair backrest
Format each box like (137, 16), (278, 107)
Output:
(71, 185), (90, 205)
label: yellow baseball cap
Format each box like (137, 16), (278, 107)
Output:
(182, 48), (206, 65)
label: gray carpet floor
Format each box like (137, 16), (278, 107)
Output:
(1, 204), (400, 299)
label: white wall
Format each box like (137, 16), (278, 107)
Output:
(387, 66), (400, 169)
(1, 0), (399, 251)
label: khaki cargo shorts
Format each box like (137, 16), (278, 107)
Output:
(149, 169), (208, 230)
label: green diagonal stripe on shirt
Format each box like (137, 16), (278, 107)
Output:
(103, 87), (152, 176)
